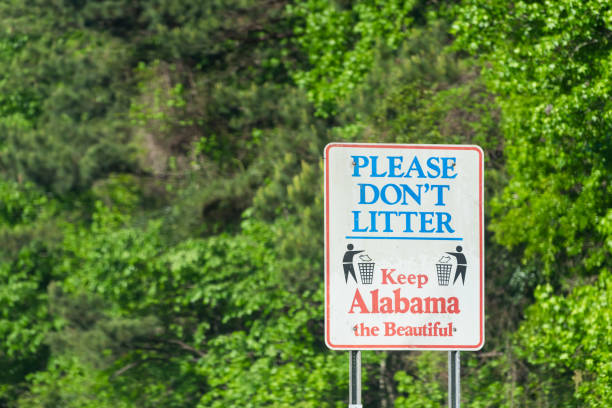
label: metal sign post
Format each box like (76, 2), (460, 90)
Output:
(448, 351), (460, 408)
(349, 351), (362, 408)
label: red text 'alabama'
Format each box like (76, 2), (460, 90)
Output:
(348, 289), (460, 314)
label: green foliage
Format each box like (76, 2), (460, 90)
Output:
(17, 356), (130, 408)
(0, 240), (55, 404)
(0, 0), (296, 195)
(0, 0), (610, 407)
(453, 0), (612, 275)
(394, 352), (445, 407)
(452, 2), (612, 407)
(289, 0), (417, 115)
(8, 199), (347, 407)
(0, 180), (49, 227)
(0, 180), (61, 404)
(517, 272), (612, 407)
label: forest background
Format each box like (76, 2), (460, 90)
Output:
(0, 0), (610, 407)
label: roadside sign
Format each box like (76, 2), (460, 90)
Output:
(324, 143), (484, 350)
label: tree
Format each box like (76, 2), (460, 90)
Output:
(453, 0), (612, 276)
(454, 1), (612, 406)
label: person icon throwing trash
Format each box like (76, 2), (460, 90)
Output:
(447, 246), (467, 285)
(342, 244), (364, 283)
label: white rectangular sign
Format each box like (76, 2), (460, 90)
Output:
(324, 143), (484, 350)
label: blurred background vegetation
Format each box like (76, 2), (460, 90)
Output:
(0, 0), (610, 407)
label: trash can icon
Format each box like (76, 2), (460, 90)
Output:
(436, 263), (452, 286)
(358, 262), (375, 284)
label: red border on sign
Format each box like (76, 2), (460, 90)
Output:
(324, 143), (485, 350)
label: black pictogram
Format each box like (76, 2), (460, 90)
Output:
(342, 244), (364, 284)
(447, 246), (467, 285)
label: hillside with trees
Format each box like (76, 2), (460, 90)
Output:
(0, 1), (609, 407)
